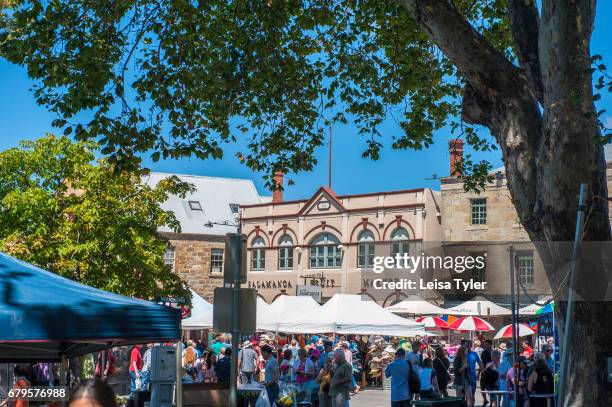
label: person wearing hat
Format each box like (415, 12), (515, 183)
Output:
(238, 340), (258, 384)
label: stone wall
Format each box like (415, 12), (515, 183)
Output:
(162, 232), (225, 302)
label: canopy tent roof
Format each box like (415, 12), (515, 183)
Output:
(518, 303), (543, 315)
(385, 295), (447, 315)
(182, 297), (277, 331)
(181, 309), (213, 330)
(444, 296), (511, 316)
(257, 295), (320, 331)
(277, 294), (429, 337)
(0, 253), (181, 361)
(190, 289), (213, 315)
(181, 289), (214, 329)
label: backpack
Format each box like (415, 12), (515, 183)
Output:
(406, 360), (421, 394)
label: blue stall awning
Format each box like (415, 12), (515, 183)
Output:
(0, 252), (181, 361)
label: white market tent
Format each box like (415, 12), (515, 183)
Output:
(444, 296), (511, 316)
(257, 295), (320, 331)
(518, 303), (543, 315)
(190, 289), (213, 315)
(181, 289), (215, 330)
(277, 294), (429, 337)
(385, 294), (447, 315)
(183, 295), (273, 331)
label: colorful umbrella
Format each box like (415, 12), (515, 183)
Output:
(535, 302), (554, 315)
(416, 316), (450, 330)
(494, 323), (536, 339)
(449, 316), (495, 332)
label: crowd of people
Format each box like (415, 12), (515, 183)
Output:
(384, 338), (555, 407)
(173, 333), (555, 407)
(1, 333), (555, 407)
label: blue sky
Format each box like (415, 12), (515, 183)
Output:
(1, 4), (612, 201)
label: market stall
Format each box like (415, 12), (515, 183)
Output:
(256, 294), (320, 332)
(277, 294), (428, 336)
(385, 294), (447, 315)
(0, 252), (181, 361)
(444, 295), (511, 316)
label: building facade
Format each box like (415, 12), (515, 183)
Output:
(240, 174), (443, 304)
(145, 172), (270, 302)
(438, 142), (612, 303)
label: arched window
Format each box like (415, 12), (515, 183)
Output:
(357, 230), (375, 268)
(309, 232), (341, 269)
(277, 234), (294, 270)
(251, 236), (266, 271)
(390, 227), (409, 255)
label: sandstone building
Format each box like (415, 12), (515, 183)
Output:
(144, 172), (270, 302)
(240, 174), (443, 305)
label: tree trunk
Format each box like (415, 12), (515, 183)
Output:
(397, 0), (612, 405)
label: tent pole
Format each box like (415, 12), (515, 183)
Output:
(60, 352), (67, 407)
(176, 341), (183, 407)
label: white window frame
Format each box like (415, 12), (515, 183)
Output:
(251, 237), (266, 271)
(357, 230), (375, 268)
(211, 248), (224, 274)
(517, 251), (534, 286)
(277, 235), (294, 270)
(164, 245), (176, 272)
(309, 233), (341, 269)
(471, 198), (487, 225)
(390, 227), (409, 256)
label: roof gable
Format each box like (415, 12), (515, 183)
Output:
(298, 186), (346, 216)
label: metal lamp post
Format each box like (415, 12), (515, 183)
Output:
(204, 216), (242, 407)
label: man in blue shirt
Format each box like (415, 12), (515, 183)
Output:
(465, 340), (484, 407)
(405, 341), (422, 374)
(385, 348), (411, 406)
(319, 341), (334, 370)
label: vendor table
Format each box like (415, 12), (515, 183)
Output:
(411, 397), (466, 407)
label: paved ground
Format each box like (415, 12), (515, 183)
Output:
(349, 387), (486, 407)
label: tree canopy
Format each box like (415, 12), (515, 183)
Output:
(0, 135), (192, 299)
(0, 0), (518, 188)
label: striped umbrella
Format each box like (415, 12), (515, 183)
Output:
(494, 323), (535, 339)
(449, 316), (495, 332)
(416, 316), (450, 330)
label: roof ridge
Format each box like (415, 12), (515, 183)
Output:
(148, 171), (258, 184)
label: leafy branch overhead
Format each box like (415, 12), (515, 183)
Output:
(0, 0), (515, 188)
(0, 135), (193, 299)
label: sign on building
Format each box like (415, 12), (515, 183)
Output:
(296, 285), (322, 302)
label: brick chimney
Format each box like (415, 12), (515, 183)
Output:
(272, 171), (284, 203)
(449, 138), (464, 176)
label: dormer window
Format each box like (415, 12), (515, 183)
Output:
(188, 200), (203, 211)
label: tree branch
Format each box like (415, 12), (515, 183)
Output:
(395, 0), (520, 93)
(508, 0), (543, 102)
